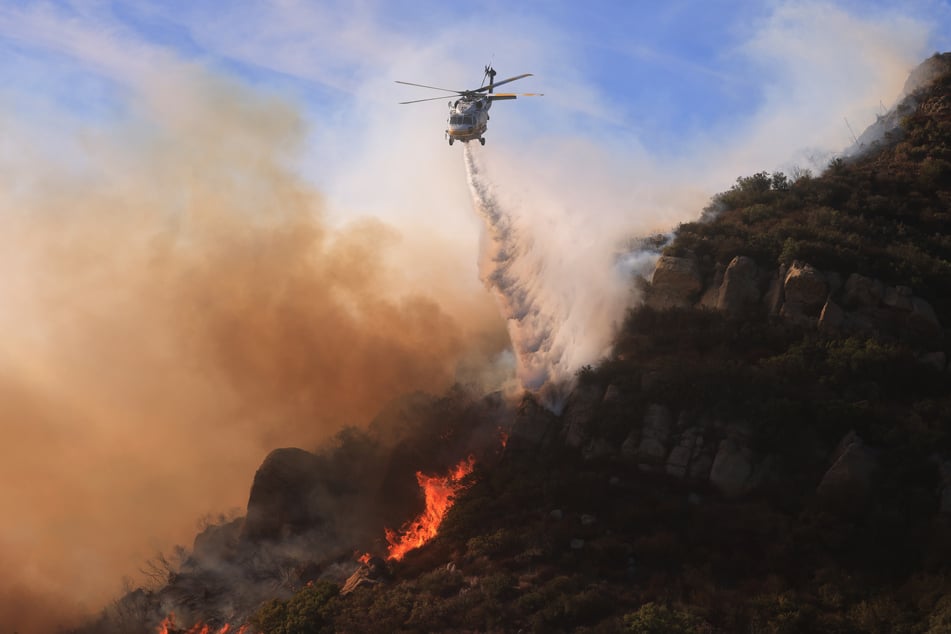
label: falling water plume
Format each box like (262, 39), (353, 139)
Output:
(463, 145), (575, 410)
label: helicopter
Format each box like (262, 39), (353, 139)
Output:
(396, 65), (542, 145)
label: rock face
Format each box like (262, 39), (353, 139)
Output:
(717, 256), (761, 314)
(818, 298), (846, 333)
(242, 448), (324, 542)
(908, 297), (942, 339)
(782, 261), (828, 315)
(635, 404), (673, 464)
(665, 427), (704, 478)
(709, 438), (753, 498)
(642, 254), (944, 347)
(817, 432), (879, 511)
(646, 256), (702, 309)
(843, 273), (884, 308)
(883, 285), (914, 311)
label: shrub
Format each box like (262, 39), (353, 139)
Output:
(623, 602), (709, 633)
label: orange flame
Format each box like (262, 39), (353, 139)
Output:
(385, 456), (475, 561)
(157, 614), (175, 634)
(498, 427), (509, 449)
(157, 616), (247, 634)
(357, 551), (373, 565)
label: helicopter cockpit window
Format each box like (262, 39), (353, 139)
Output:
(450, 115), (462, 125)
(463, 116), (474, 125)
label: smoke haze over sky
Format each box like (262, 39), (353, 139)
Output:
(1, 1), (950, 631)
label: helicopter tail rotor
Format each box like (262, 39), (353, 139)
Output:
(483, 65), (498, 93)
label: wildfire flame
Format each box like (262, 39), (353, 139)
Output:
(156, 614), (248, 634)
(385, 456), (475, 561)
(157, 614), (175, 634)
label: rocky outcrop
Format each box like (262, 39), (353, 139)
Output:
(816, 432), (879, 511)
(635, 404), (673, 464)
(843, 273), (884, 308)
(241, 448), (325, 542)
(818, 298), (846, 333)
(709, 438), (753, 498)
(782, 261), (829, 317)
(665, 427), (704, 478)
(641, 255), (944, 347)
(716, 256), (761, 314)
(646, 256), (703, 309)
(908, 297), (942, 339)
(883, 285), (914, 311)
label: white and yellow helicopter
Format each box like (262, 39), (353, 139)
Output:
(396, 66), (542, 145)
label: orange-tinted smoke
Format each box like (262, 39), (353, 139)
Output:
(0, 66), (506, 632)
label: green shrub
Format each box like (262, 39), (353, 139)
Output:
(249, 580), (338, 634)
(623, 602), (708, 633)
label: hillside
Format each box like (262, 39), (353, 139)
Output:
(75, 53), (951, 633)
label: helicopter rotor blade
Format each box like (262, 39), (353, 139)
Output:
(398, 95), (456, 105)
(473, 73), (533, 92)
(488, 92), (545, 98)
(394, 80), (464, 94)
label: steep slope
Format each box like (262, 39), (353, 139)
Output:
(76, 53), (951, 634)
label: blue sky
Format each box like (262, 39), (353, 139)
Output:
(4, 1), (950, 155)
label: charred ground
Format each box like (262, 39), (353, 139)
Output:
(75, 53), (951, 633)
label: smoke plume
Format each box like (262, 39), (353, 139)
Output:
(0, 67), (506, 632)
(464, 145), (636, 409)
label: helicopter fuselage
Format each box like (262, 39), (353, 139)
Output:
(446, 96), (490, 144)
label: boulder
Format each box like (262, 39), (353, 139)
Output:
(620, 428), (641, 460)
(818, 298), (846, 333)
(646, 256), (703, 309)
(825, 271), (844, 298)
(906, 296), (942, 339)
(816, 432), (878, 510)
(636, 404), (673, 463)
(843, 273), (884, 308)
(783, 261), (828, 314)
(665, 427), (703, 478)
(717, 256), (761, 314)
(241, 448), (324, 542)
(709, 438), (753, 498)
(883, 285), (914, 311)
